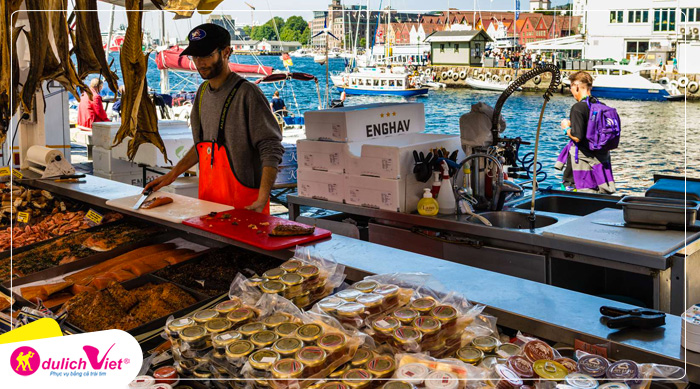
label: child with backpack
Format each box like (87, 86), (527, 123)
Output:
(555, 71), (618, 193)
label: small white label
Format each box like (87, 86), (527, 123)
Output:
(220, 334), (233, 340)
(261, 357), (277, 363)
(496, 350), (511, 358)
(376, 320), (390, 328)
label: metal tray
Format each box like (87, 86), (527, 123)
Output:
(618, 196), (699, 226)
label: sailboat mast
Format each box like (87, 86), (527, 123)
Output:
(325, 32), (330, 108)
(160, 11), (169, 94)
(105, 5), (115, 61)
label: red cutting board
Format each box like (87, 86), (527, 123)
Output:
(182, 209), (332, 251)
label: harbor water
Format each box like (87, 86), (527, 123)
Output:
(110, 53), (699, 195)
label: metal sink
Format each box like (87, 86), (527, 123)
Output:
(467, 211), (558, 229)
(510, 194), (621, 216)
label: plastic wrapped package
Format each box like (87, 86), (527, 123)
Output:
(393, 353), (490, 389)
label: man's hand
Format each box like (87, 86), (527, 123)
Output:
(566, 128), (580, 143)
(560, 119), (571, 130)
(245, 197), (268, 213)
(143, 171), (177, 194)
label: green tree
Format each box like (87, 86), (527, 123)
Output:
(300, 27), (310, 45)
(284, 16), (307, 34)
(243, 26), (252, 37)
(252, 24), (276, 40)
(359, 37), (366, 47)
(280, 29), (299, 42)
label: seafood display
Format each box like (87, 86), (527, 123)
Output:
(1, 221), (165, 280)
(61, 281), (197, 332)
(113, 0), (170, 164)
(1, 183), (73, 227)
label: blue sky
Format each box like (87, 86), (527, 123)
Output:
(96, 0), (571, 40)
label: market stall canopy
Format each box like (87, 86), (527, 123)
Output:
(525, 34), (584, 51)
(155, 47), (273, 78)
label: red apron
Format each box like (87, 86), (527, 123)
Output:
(196, 79), (270, 214)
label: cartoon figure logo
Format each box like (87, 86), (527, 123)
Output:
(10, 346), (40, 376)
(190, 29), (206, 41)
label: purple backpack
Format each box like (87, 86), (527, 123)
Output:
(586, 98), (621, 151)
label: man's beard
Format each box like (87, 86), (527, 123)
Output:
(198, 56), (226, 80)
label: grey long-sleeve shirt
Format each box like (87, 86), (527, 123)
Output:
(191, 72), (284, 188)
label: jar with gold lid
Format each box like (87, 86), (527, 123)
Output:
(251, 330), (279, 348)
(342, 368), (372, 389)
(296, 323), (324, 343)
(215, 299), (242, 315)
(275, 322), (300, 338)
(456, 346), (485, 365)
(412, 316), (442, 348)
(356, 293), (384, 316)
(329, 363), (352, 379)
(252, 377), (270, 389)
(366, 355), (396, 379)
(322, 382), (350, 389)
(227, 307), (256, 328)
(373, 284), (400, 309)
(297, 265), (320, 283)
(280, 273), (304, 298)
(350, 348), (374, 368)
(271, 358), (304, 387)
(317, 297), (345, 315)
(212, 331), (242, 354)
(393, 308), (420, 325)
(472, 336), (500, 354)
(262, 313), (293, 329)
(393, 326), (422, 352)
(247, 277), (264, 288)
(430, 305), (458, 337)
(167, 317), (195, 339)
(410, 297), (438, 314)
(280, 259), (302, 272)
(336, 302), (366, 327)
(382, 381), (414, 389)
(371, 317), (400, 342)
(260, 280), (286, 296)
(239, 322), (267, 338)
(225, 339), (255, 366)
(193, 368), (212, 380)
(192, 309), (219, 324)
(273, 337), (304, 358)
(352, 280), (379, 293)
(249, 349), (281, 374)
(318, 332), (348, 363)
(292, 292), (311, 308)
(263, 267), (286, 280)
(295, 346), (327, 377)
(180, 325), (209, 350)
(206, 318), (233, 334)
(177, 359), (196, 377)
(336, 289), (364, 302)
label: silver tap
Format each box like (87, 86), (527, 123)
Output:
(457, 152), (520, 211)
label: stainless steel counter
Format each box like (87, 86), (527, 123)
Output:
(18, 174), (700, 383)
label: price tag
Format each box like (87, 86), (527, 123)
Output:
(17, 212), (30, 223)
(85, 209), (103, 225)
(11, 169), (22, 179)
(0, 167), (9, 176)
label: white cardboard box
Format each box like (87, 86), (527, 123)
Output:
(345, 174), (430, 213)
(111, 120), (194, 168)
(161, 176), (199, 198)
(304, 102), (425, 142)
(297, 169), (345, 203)
(92, 146), (142, 175)
(296, 140), (346, 173)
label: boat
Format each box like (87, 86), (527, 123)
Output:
(155, 47), (274, 79)
(332, 66), (429, 97)
(465, 77), (521, 92)
(563, 64), (683, 101)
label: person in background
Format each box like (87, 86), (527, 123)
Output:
(556, 71), (616, 193)
(76, 78), (109, 129)
(112, 85), (125, 118)
(270, 90), (287, 117)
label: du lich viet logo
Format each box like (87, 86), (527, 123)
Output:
(2, 330), (142, 387)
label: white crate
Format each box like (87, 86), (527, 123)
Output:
(304, 102), (425, 142)
(91, 121), (120, 149)
(92, 146), (142, 175)
(160, 176), (200, 199)
(297, 169), (345, 203)
(111, 121), (194, 168)
(93, 171), (158, 188)
(296, 140), (346, 173)
(345, 173), (434, 213)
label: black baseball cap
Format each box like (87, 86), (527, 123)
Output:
(180, 23), (231, 57)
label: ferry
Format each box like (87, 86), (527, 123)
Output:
(564, 64), (683, 101)
(331, 66), (429, 97)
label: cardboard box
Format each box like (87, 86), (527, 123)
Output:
(297, 169), (345, 203)
(111, 121), (194, 168)
(161, 176), (199, 198)
(296, 140), (346, 173)
(345, 173), (435, 213)
(92, 146), (142, 175)
(304, 102), (425, 142)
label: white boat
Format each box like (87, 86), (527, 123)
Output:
(564, 64), (683, 101)
(465, 77), (520, 92)
(314, 55), (327, 65)
(331, 66), (429, 97)
(289, 48), (313, 58)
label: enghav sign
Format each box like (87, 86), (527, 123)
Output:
(1, 329), (142, 388)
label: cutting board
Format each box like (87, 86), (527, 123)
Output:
(106, 193), (233, 223)
(543, 208), (699, 257)
(182, 209), (332, 251)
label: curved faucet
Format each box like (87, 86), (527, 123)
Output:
(458, 153), (504, 211)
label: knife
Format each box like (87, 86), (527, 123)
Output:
(133, 189), (152, 210)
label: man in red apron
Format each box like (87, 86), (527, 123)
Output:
(144, 24), (284, 214)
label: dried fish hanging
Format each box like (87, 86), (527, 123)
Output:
(0, 0), (23, 145)
(73, 0), (119, 94)
(112, 0), (170, 164)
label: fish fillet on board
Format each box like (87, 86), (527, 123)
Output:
(73, 0), (119, 94)
(113, 0), (170, 164)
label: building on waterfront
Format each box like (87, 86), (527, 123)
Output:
(583, 0), (700, 72)
(207, 15), (237, 39)
(231, 40), (259, 51)
(255, 40), (303, 53)
(425, 30), (494, 66)
(530, 0), (552, 11)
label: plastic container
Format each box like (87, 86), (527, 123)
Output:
(425, 370), (459, 389)
(418, 188), (439, 216)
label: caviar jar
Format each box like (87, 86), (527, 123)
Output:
(498, 343), (523, 358)
(342, 369), (372, 389)
(251, 331), (279, 348)
(206, 318), (233, 335)
(263, 267), (287, 280)
(351, 347), (374, 368)
(227, 307), (257, 328)
(192, 309), (219, 324)
(330, 362), (352, 379)
(239, 322), (267, 338)
(456, 346), (485, 365)
(430, 305), (458, 336)
(318, 332), (348, 363)
(271, 358), (304, 386)
(383, 382), (414, 389)
(297, 265), (320, 283)
(212, 331), (242, 354)
(180, 325), (209, 350)
(371, 316), (401, 342)
(292, 292), (311, 308)
(523, 340), (554, 362)
(273, 337), (304, 358)
(393, 308), (420, 325)
(296, 346), (327, 377)
(366, 355), (396, 379)
(153, 366), (179, 386)
(395, 363), (430, 385)
(249, 349), (281, 375)
(260, 280), (286, 296)
(410, 297), (438, 314)
(247, 277), (264, 288)
(353, 280), (379, 293)
(356, 293), (384, 316)
(281, 273), (305, 298)
(472, 336), (500, 354)
(336, 289), (364, 302)
(336, 302), (366, 326)
(374, 284), (400, 309)
(167, 317), (195, 340)
(393, 326), (423, 352)
(323, 382), (350, 389)
(263, 313), (293, 330)
(225, 340), (255, 366)
(296, 323), (324, 343)
(413, 316), (442, 347)
(275, 322), (300, 338)
(215, 299), (242, 315)
(280, 259), (302, 272)
(317, 297), (345, 315)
